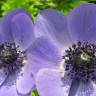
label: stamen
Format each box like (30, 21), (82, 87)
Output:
(63, 41), (96, 82)
(0, 42), (26, 75)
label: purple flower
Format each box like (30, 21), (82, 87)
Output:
(0, 8), (35, 96)
(29, 3), (96, 96)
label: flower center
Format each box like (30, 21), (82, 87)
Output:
(0, 42), (25, 75)
(80, 52), (90, 61)
(63, 41), (96, 82)
(3, 51), (14, 61)
(75, 52), (92, 68)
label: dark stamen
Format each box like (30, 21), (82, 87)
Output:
(0, 42), (25, 75)
(63, 41), (96, 82)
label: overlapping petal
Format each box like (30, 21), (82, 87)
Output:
(2, 8), (35, 50)
(34, 9), (72, 48)
(68, 77), (80, 96)
(16, 59), (35, 95)
(36, 68), (71, 96)
(0, 73), (20, 96)
(2, 8), (26, 42)
(76, 81), (94, 96)
(0, 19), (3, 42)
(11, 11), (35, 50)
(68, 3), (96, 43)
(27, 37), (62, 75)
(36, 68), (94, 96)
(0, 68), (8, 87)
(0, 85), (18, 96)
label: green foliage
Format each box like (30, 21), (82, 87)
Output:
(88, 1), (96, 4)
(1, 0), (87, 19)
(30, 90), (39, 96)
(0, 0), (6, 17)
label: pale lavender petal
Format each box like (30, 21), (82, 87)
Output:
(0, 68), (8, 87)
(36, 68), (71, 96)
(27, 37), (62, 64)
(0, 18), (2, 42)
(0, 85), (18, 96)
(16, 60), (35, 95)
(0, 71), (31, 96)
(68, 3), (96, 43)
(91, 82), (96, 96)
(2, 8), (35, 50)
(76, 81), (94, 96)
(11, 12), (35, 50)
(68, 77), (80, 96)
(35, 9), (72, 47)
(27, 37), (62, 75)
(1, 8), (27, 43)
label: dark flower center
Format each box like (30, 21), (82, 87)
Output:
(63, 41), (96, 82)
(0, 42), (25, 75)
(75, 52), (92, 68)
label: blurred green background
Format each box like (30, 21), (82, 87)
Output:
(0, 0), (95, 19)
(0, 0), (95, 96)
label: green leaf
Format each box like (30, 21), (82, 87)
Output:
(30, 90), (39, 96)
(1, 0), (88, 18)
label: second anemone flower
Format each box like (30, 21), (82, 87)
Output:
(0, 8), (35, 96)
(29, 3), (96, 96)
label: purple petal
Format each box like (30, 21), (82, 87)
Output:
(2, 8), (26, 42)
(0, 19), (2, 42)
(2, 8), (35, 50)
(27, 37), (62, 64)
(0, 85), (18, 96)
(16, 61), (35, 95)
(91, 82), (96, 96)
(0, 71), (31, 96)
(68, 3), (96, 43)
(76, 81), (94, 96)
(68, 77), (80, 96)
(0, 68), (8, 87)
(27, 37), (62, 75)
(34, 9), (72, 47)
(11, 12), (35, 50)
(36, 68), (71, 96)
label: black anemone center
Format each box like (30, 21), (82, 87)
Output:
(0, 42), (25, 75)
(63, 41), (96, 82)
(75, 52), (92, 68)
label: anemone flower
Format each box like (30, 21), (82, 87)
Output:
(29, 3), (96, 96)
(0, 8), (35, 96)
